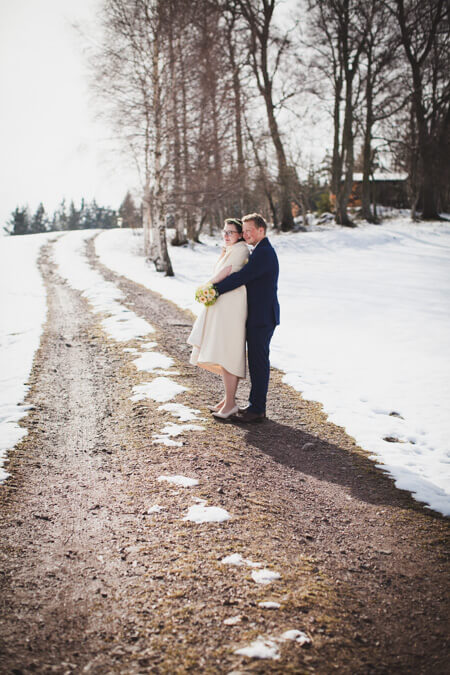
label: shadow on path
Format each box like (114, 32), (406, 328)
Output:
(238, 417), (440, 515)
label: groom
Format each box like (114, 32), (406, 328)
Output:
(214, 213), (280, 422)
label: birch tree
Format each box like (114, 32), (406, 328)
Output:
(93, 0), (173, 274)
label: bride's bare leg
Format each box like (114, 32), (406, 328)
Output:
(220, 368), (239, 414)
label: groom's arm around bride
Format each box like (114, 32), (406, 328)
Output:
(214, 213), (280, 421)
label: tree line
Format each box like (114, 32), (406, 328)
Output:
(4, 193), (142, 236)
(91, 0), (449, 274)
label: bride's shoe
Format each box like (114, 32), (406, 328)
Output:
(208, 401), (224, 412)
(212, 405), (238, 420)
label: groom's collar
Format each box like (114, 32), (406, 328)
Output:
(252, 236), (268, 250)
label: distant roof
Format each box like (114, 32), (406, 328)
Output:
(353, 172), (407, 182)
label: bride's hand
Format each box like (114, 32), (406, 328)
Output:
(210, 265), (232, 284)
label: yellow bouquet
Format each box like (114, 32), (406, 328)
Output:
(195, 283), (218, 306)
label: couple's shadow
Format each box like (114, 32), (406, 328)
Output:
(234, 416), (435, 514)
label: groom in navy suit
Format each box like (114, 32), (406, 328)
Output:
(214, 213), (280, 422)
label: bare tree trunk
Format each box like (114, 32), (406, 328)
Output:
(229, 41), (247, 212)
(177, 36), (194, 240)
(331, 73), (343, 198)
(394, 0), (446, 220)
(150, 24), (173, 275)
(246, 119), (277, 225)
(335, 73), (357, 227)
(168, 11), (187, 247)
(361, 51), (377, 223)
(261, 59), (294, 231)
(238, 0), (295, 231)
(143, 181), (152, 258)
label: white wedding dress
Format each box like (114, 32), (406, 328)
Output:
(188, 240), (248, 378)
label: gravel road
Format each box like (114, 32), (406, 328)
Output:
(0, 236), (448, 674)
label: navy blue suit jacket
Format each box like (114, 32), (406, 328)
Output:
(215, 237), (280, 328)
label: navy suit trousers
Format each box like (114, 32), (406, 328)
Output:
(247, 324), (275, 414)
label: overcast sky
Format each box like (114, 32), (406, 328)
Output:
(0, 0), (138, 227)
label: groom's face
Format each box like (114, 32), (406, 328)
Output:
(243, 221), (265, 246)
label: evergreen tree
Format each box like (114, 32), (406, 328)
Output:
(119, 192), (141, 228)
(68, 201), (81, 230)
(48, 212), (59, 232)
(5, 207), (30, 235)
(78, 198), (88, 229)
(55, 199), (68, 230)
(5, 197), (119, 234)
(30, 203), (48, 233)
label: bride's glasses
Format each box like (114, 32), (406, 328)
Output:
(223, 230), (238, 236)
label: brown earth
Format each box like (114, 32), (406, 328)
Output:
(0, 235), (448, 674)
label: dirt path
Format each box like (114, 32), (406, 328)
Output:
(0, 236), (448, 674)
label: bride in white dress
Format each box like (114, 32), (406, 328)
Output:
(188, 218), (248, 419)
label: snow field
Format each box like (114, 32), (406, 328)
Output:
(0, 232), (62, 481)
(95, 224), (450, 516)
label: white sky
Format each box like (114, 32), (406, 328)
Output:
(0, 0), (138, 227)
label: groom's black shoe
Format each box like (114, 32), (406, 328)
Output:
(235, 409), (266, 423)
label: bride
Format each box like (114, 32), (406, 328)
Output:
(187, 218), (248, 419)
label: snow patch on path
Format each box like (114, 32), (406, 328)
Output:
(234, 629), (311, 660)
(234, 638), (280, 660)
(131, 377), (187, 403)
(147, 504), (165, 514)
(279, 629), (311, 645)
(221, 553), (262, 568)
(183, 503), (231, 523)
(158, 475), (199, 487)
(258, 601), (281, 609)
(158, 402), (204, 421)
(133, 351), (174, 372)
(153, 421), (204, 447)
(251, 569), (281, 585)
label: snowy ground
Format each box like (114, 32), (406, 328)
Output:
(0, 232), (60, 480)
(1, 218), (449, 515)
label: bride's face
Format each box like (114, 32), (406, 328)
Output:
(222, 225), (241, 247)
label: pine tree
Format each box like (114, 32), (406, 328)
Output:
(68, 201), (81, 230)
(55, 199), (68, 231)
(119, 192), (140, 228)
(5, 207), (30, 235)
(30, 203), (48, 233)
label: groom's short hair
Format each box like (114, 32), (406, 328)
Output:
(242, 213), (267, 232)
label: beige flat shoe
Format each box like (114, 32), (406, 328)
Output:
(207, 403), (224, 412)
(212, 405), (238, 420)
